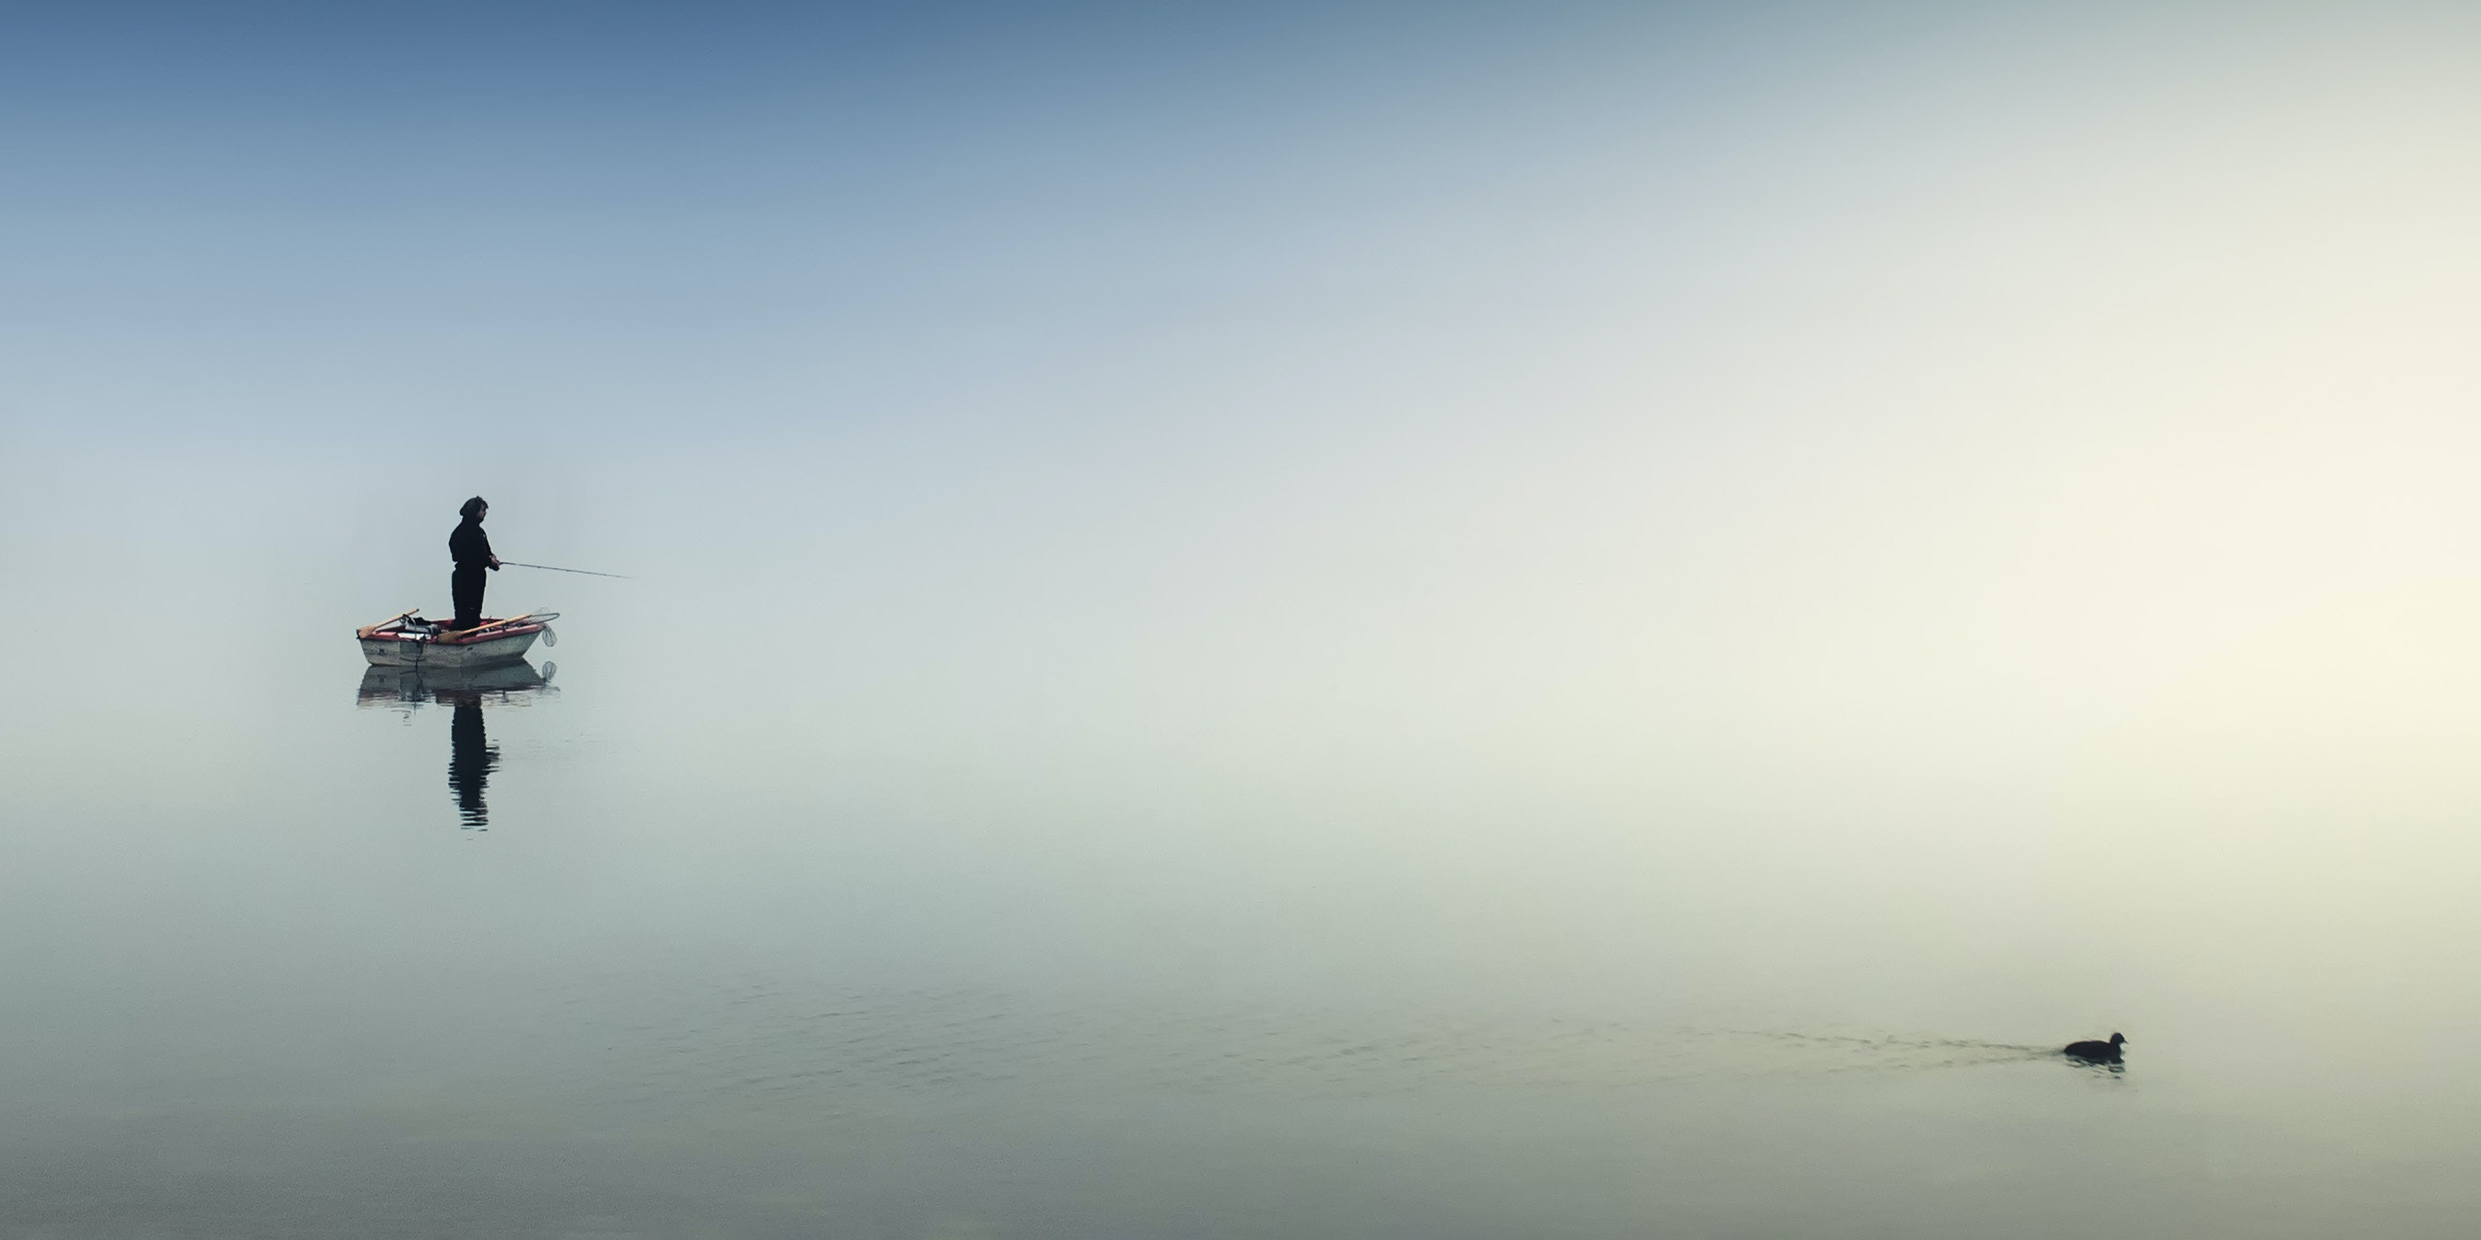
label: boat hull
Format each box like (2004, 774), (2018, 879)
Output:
(360, 629), (540, 668)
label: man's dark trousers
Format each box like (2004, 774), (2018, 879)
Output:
(452, 564), (487, 629)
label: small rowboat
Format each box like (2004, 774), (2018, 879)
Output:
(357, 610), (560, 668)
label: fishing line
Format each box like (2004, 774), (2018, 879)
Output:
(502, 562), (634, 579)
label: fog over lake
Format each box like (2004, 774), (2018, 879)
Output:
(8, 2), (2481, 1236)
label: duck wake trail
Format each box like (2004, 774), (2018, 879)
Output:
(418, 975), (2067, 1115)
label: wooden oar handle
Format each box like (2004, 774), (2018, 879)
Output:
(356, 609), (420, 640)
(449, 613), (533, 636)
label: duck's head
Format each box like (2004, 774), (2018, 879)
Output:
(2110, 1033), (2126, 1046)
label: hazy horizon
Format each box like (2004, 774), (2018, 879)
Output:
(8, 3), (2481, 1236)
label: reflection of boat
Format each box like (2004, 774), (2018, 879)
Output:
(357, 610), (558, 668)
(357, 659), (557, 707)
(354, 660), (557, 830)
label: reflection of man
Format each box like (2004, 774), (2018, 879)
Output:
(448, 496), (501, 631)
(445, 692), (499, 829)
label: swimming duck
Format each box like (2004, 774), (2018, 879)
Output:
(2063, 1032), (2126, 1062)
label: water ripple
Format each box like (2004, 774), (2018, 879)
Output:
(498, 974), (2058, 1116)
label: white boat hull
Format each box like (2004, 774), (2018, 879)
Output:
(360, 630), (539, 668)
(355, 611), (557, 669)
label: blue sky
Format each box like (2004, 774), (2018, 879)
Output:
(5, 1), (2143, 442)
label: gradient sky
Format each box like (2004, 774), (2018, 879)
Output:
(12, 0), (2468, 440)
(10, 0), (2481, 864)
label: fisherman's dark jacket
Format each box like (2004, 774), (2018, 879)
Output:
(449, 519), (495, 568)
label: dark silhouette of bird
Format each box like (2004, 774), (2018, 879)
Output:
(2064, 1032), (2126, 1062)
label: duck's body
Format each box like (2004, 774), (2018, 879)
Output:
(2064, 1032), (2126, 1062)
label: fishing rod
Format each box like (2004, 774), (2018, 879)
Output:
(502, 561), (634, 579)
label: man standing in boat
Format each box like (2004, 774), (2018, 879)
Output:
(449, 496), (500, 630)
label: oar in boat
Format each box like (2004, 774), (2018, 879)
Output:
(357, 609), (420, 641)
(441, 613), (555, 640)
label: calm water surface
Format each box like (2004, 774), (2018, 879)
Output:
(5, 481), (2479, 1239)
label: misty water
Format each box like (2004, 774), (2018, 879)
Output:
(15, 0), (2481, 1231)
(7, 446), (2481, 1240)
